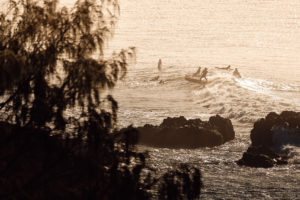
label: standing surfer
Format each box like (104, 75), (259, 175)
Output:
(158, 58), (162, 72)
(151, 59), (162, 81)
(199, 67), (208, 81)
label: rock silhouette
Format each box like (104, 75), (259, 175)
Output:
(250, 111), (300, 147)
(236, 145), (288, 168)
(119, 115), (235, 148)
(237, 111), (300, 168)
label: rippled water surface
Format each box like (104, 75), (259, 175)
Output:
(113, 68), (300, 199)
(69, 0), (300, 199)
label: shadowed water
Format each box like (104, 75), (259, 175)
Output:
(62, 0), (300, 199)
(113, 65), (300, 199)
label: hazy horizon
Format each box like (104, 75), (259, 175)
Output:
(106, 0), (300, 85)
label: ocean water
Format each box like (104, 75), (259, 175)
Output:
(108, 0), (300, 199)
(53, 0), (300, 199)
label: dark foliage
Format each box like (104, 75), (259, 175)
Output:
(0, 122), (156, 199)
(0, 0), (135, 131)
(158, 164), (202, 200)
(0, 0), (203, 199)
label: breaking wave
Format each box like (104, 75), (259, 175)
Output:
(115, 66), (299, 127)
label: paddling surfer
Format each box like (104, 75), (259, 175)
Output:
(216, 65), (232, 70)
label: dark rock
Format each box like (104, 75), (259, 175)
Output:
(119, 115), (235, 148)
(275, 158), (288, 165)
(250, 111), (300, 147)
(236, 145), (287, 168)
(209, 115), (235, 142)
(160, 116), (204, 128)
(237, 111), (300, 168)
(137, 126), (223, 148)
(280, 111), (300, 128)
(237, 151), (275, 168)
(246, 145), (279, 159)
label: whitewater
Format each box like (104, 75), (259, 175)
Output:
(113, 65), (299, 199)
(58, 0), (300, 198)
(108, 0), (300, 199)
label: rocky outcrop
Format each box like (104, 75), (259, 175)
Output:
(209, 115), (235, 141)
(236, 145), (288, 168)
(237, 111), (300, 168)
(250, 111), (300, 147)
(119, 115), (235, 148)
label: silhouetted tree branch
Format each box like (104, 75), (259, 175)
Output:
(0, 1), (202, 199)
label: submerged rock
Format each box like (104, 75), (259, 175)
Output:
(119, 115), (235, 148)
(237, 111), (300, 168)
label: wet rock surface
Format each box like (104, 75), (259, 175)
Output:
(119, 115), (235, 148)
(236, 145), (288, 168)
(237, 111), (300, 168)
(250, 111), (300, 147)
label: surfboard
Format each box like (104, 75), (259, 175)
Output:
(185, 75), (207, 84)
(215, 66), (233, 71)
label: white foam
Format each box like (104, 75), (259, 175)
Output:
(235, 77), (300, 94)
(235, 78), (272, 93)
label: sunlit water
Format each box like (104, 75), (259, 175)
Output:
(32, 0), (300, 199)
(113, 68), (300, 199)
(108, 0), (300, 199)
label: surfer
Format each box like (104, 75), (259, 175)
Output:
(150, 59), (162, 81)
(158, 58), (162, 72)
(199, 67), (208, 81)
(150, 76), (159, 81)
(216, 65), (232, 70)
(233, 68), (241, 78)
(192, 67), (201, 76)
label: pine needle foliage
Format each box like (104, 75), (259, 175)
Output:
(0, 1), (202, 199)
(0, 0), (135, 132)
